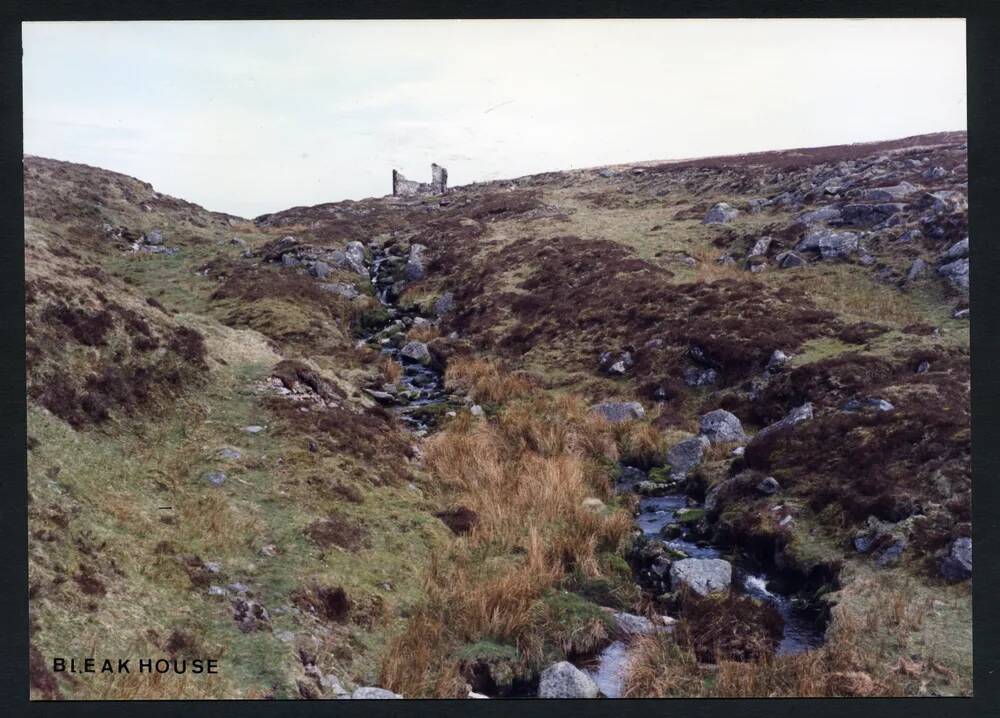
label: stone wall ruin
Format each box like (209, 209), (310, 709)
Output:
(392, 163), (448, 197)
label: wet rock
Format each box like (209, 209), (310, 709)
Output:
(940, 537), (972, 582)
(591, 402), (645, 424)
(796, 228), (860, 260)
(538, 661), (599, 698)
(842, 398), (894, 413)
(399, 341), (431, 365)
(612, 612), (657, 637)
(636, 481), (679, 497)
(344, 241), (367, 275)
(751, 402), (813, 444)
(703, 202), (740, 224)
(351, 687), (402, 699)
(203, 470), (226, 487)
(404, 243), (427, 281)
(666, 436), (710, 478)
(756, 477), (781, 495)
(943, 237), (969, 260)
(670, 558), (732, 596)
(698, 409), (747, 444)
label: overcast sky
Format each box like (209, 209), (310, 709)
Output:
(23, 19), (966, 218)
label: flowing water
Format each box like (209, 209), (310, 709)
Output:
(365, 247), (825, 698)
(584, 466), (828, 697)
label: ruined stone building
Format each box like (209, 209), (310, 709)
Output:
(392, 163), (448, 197)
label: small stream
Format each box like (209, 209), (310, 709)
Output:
(362, 246), (825, 698)
(363, 248), (453, 433)
(583, 465), (828, 696)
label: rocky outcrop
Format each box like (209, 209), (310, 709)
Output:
(751, 403), (813, 445)
(796, 228), (860, 260)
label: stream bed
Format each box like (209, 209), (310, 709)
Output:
(363, 246), (826, 698)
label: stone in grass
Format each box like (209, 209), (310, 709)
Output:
(537, 661), (599, 698)
(242, 425), (266, 434)
(218, 447), (242, 460)
(203, 470), (226, 487)
(698, 409), (747, 444)
(590, 401), (645, 424)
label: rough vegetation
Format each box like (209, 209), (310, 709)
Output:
(26, 131), (970, 699)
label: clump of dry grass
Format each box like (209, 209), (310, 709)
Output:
(407, 323), (441, 343)
(614, 421), (667, 468)
(688, 247), (744, 283)
(444, 356), (536, 405)
(377, 356), (403, 384)
(380, 368), (633, 696)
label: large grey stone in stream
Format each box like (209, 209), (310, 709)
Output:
(670, 558), (733, 596)
(751, 403), (814, 444)
(590, 401), (645, 424)
(939, 537), (972, 582)
(344, 241), (368, 275)
(537, 661), (599, 698)
(399, 341), (431, 365)
(796, 228), (860, 260)
(943, 237), (969, 261)
(698, 409), (747, 444)
(351, 687), (402, 699)
(666, 436), (710, 478)
(404, 243), (427, 281)
(936, 257), (968, 290)
(612, 612), (657, 637)
(703, 202), (740, 225)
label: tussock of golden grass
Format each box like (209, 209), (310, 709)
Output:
(407, 323), (441, 343)
(377, 356), (403, 384)
(614, 421), (667, 467)
(380, 370), (632, 696)
(444, 356), (535, 405)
